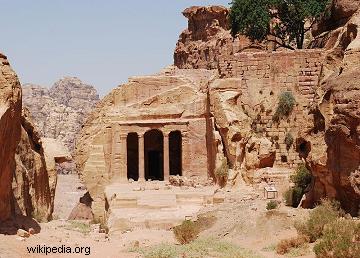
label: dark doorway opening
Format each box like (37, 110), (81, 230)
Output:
(127, 132), (139, 181)
(169, 131), (182, 176)
(144, 129), (164, 181)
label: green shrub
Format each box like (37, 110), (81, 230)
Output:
(173, 220), (200, 245)
(215, 158), (229, 188)
(295, 199), (343, 242)
(284, 133), (294, 150)
(284, 188), (294, 206)
(291, 164), (312, 189)
(314, 218), (360, 258)
(266, 200), (278, 210)
(272, 92), (296, 122)
(284, 164), (312, 207)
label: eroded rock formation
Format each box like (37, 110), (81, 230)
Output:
(0, 53), (22, 222)
(297, 4), (360, 215)
(13, 109), (54, 221)
(0, 53), (61, 225)
(174, 6), (267, 70)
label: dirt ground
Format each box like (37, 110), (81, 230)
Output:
(0, 175), (315, 258)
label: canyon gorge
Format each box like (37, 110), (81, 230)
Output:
(0, 1), (359, 257)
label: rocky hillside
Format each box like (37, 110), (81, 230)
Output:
(22, 77), (99, 153)
(174, 2), (360, 215)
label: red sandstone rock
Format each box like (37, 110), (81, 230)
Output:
(0, 53), (22, 222)
(299, 8), (360, 215)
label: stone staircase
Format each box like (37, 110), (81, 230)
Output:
(104, 182), (218, 232)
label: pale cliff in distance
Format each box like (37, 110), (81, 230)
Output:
(22, 77), (99, 174)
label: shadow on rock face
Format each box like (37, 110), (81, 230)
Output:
(0, 215), (41, 235)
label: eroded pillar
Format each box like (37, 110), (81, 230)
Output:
(138, 134), (145, 182)
(163, 132), (170, 181)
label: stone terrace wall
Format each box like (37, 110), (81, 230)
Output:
(217, 50), (326, 167)
(219, 50), (324, 106)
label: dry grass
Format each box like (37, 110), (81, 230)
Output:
(295, 199), (343, 242)
(276, 235), (309, 255)
(314, 218), (360, 258)
(130, 238), (264, 258)
(173, 220), (200, 245)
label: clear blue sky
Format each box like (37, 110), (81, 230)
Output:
(1, 0), (229, 96)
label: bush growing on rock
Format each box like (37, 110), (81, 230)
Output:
(173, 220), (200, 245)
(272, 91), (296, 122)
(284, 164), (312, 207)
(313, 218), (360, 258)
(295, 199), (343, 242)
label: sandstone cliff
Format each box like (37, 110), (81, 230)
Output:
(13, 109), (54, 221)
(0, 53), (22, 222)
(0, 53), (59, 225)
(297, 2), (360, 215)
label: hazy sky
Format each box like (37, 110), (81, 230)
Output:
(1, 0), (229, 96)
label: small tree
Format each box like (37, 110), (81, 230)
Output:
(229, 0), (330, 49)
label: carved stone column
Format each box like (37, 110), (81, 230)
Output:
(111, 126), (121, 179)
(119, 134), (128, 182)
(138, 134), (145, 182)
(163, 132), (170, 181)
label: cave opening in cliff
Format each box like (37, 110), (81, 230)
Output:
(169, 131), (182, 176)
(127, 132), (139, 181)
(144, 129), (164, 181)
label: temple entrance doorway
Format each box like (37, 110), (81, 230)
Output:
(127, 132), (139, 181)
(144, 129), (164, 181)
(169, 131), (182, 176)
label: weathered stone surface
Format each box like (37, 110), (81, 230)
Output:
(0, 53), (22, 222)
(0, 52), (60, 224)
(312, 0), (360, 37)
(12, 109), (54, 222)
